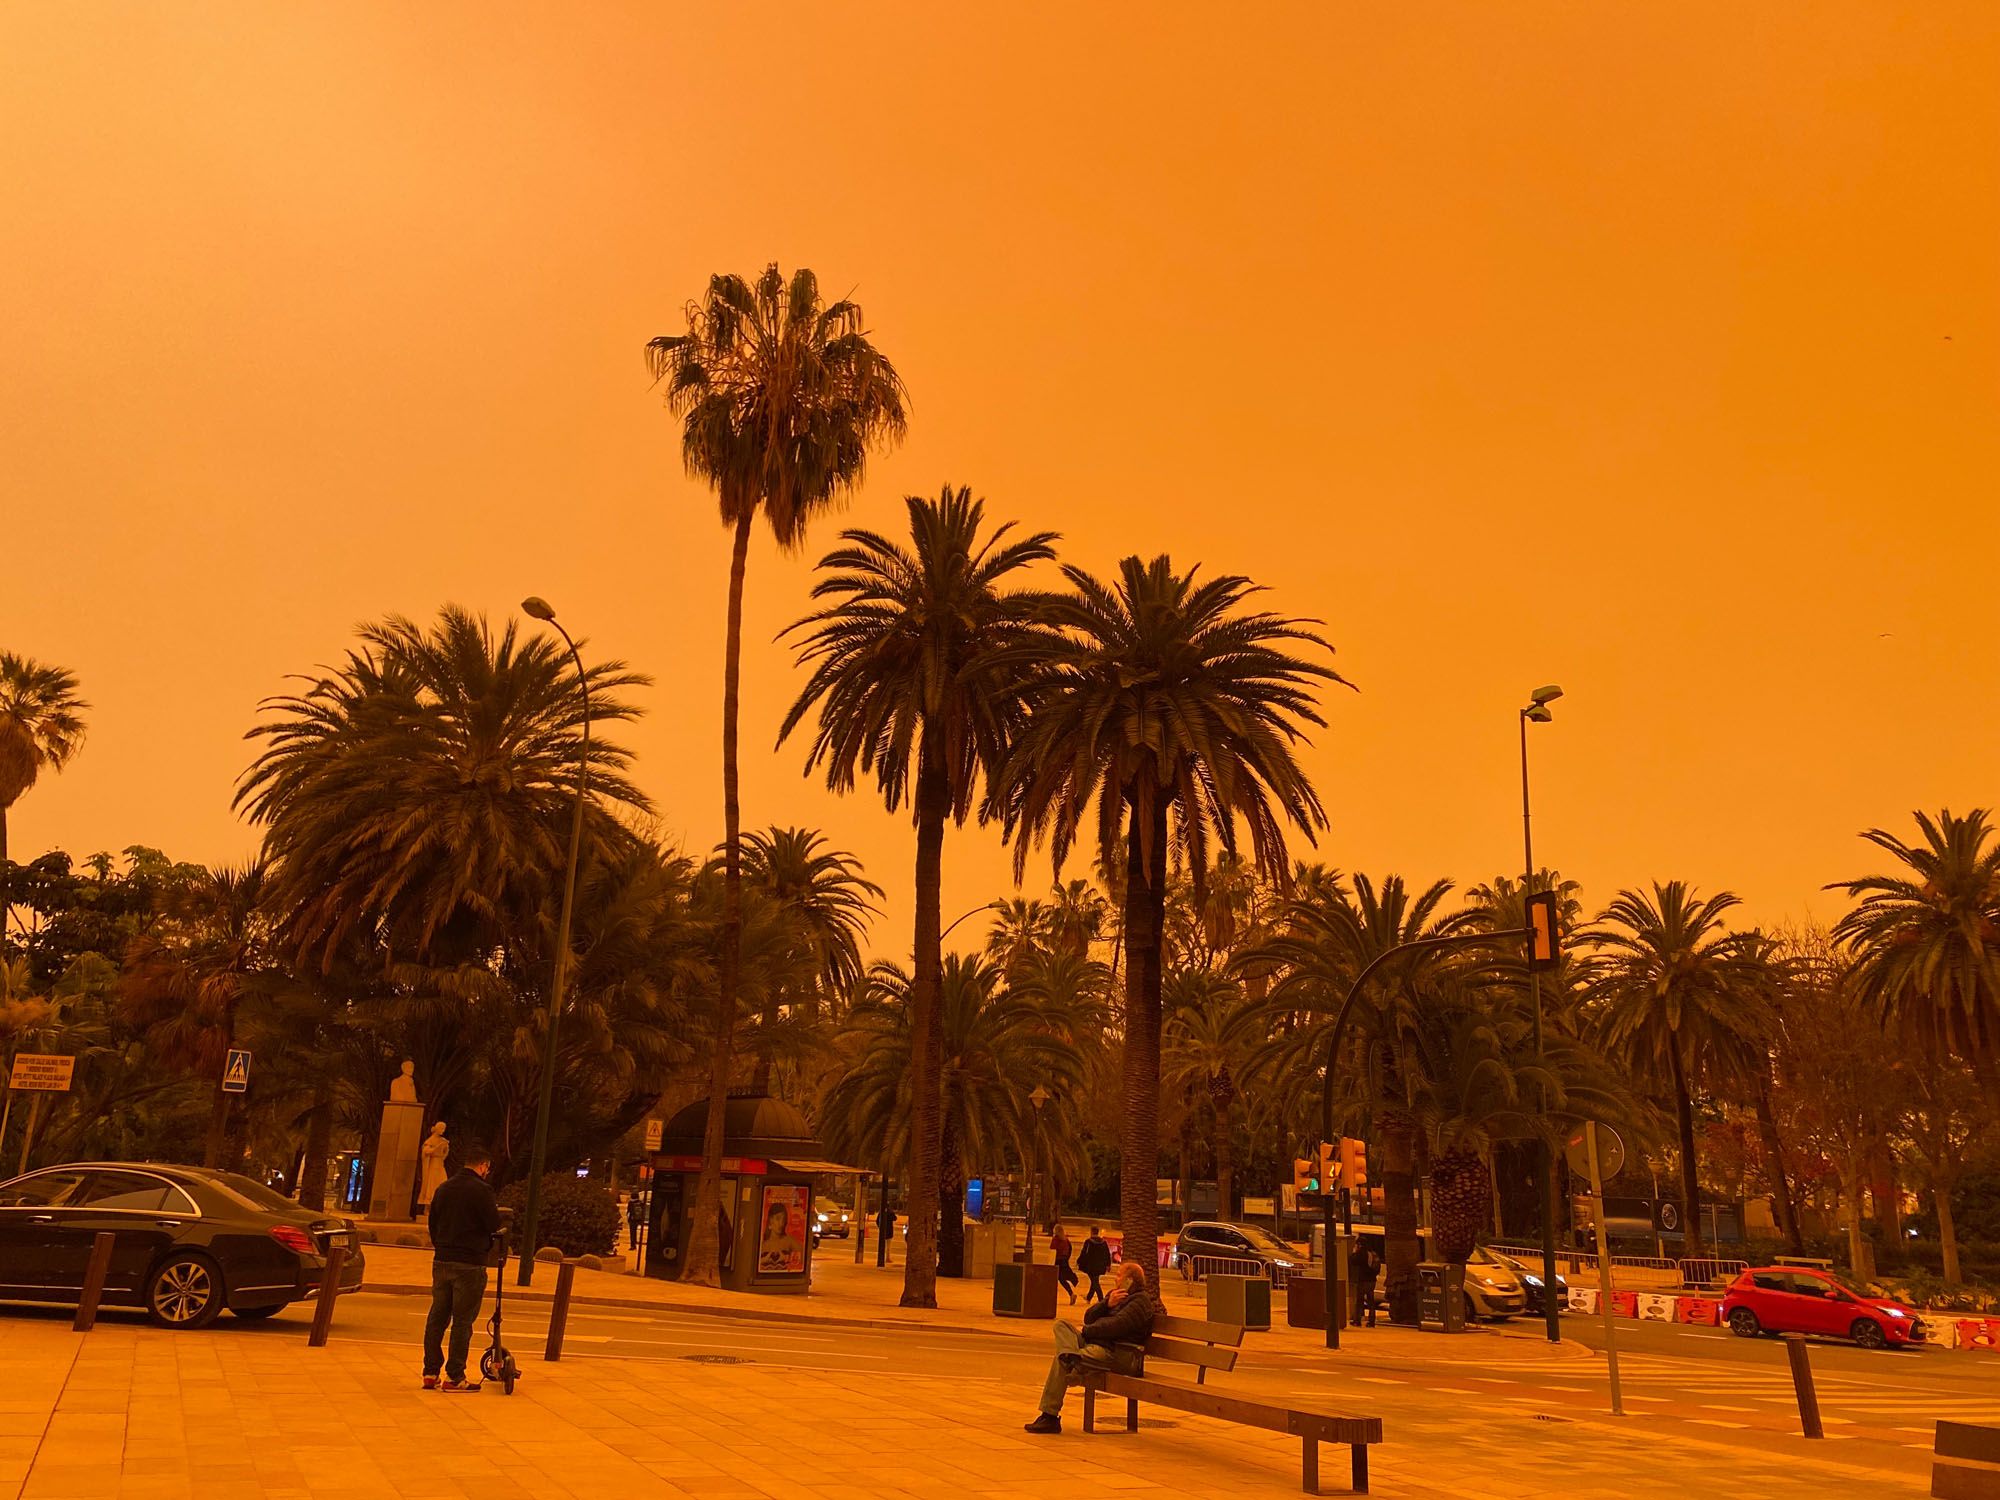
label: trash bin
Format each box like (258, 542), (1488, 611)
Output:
(1418, 1261), (1466, 1333)
(1206, 1273), (1272, 1331)
(1287, 1274), (1327, 1330)
(993, 1261), (1059, 1320)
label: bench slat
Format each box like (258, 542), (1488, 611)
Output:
(1085, 1370), (1382, 1446)
(1143, 1334), (1239, 1373)
(1152, 1313), (1246, 1347)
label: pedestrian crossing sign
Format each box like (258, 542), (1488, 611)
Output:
(222, 1049), (252, 1094)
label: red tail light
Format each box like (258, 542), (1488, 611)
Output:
(269, 1225), (317, 1255)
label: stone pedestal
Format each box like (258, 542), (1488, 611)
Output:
(368, 1099), (424, 1223)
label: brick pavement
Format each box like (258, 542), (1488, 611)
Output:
(1, 1309), (1928, 1500)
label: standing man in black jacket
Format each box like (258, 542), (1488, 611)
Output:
(421, 1143), (501, 1391)
(1024, 1260), (1156, 1433)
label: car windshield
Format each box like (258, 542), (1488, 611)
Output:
(1234, 1225), (1302, 1256)
(1468, 1247), (1501, 1266)
(207, 1171), (307, 1216)
(1817, 1269), (1877, 1298)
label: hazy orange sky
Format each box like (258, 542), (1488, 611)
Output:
(5, 4), (1996, 957)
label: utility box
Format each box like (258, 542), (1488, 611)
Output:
(993, 1261), (1059, 1320)
(1286, 1273), (1328, 1330)
(1206, 1273), (1272, 1331)
(1418, 1262), (1467, 1333)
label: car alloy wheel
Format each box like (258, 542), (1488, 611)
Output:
(148, 1255), (222, 1328)
(1850, 1319), (1887, 1350)
(1727, 1307), (1760, 1338)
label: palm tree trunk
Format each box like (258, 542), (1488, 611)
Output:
(900, 743), (949, 1307)
(1379, 1109), (1421, 1324)
(1937, 1180), (1962, 1284)
(937, 1106), (965, 1278)
(683, 510), (755, 1289)
(203, 1088), (230, 1171)
(1668, 1044), (1706, 1259)
(1119, 790), (1168, 1290)
(297, 1080), (335, 1212)
(1213, 1101), (1234, 1222)
(1751, 1066), (1804, 1254)
(0, 804), (11, 940)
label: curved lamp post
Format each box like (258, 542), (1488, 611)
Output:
(515, 595), (591, 1285)
(1520, 684), (1562, 1342)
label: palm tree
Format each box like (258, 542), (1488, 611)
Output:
(820, 952), (1087, 1275)
(1828, 809), (2000, 1100)
(648, 264), (906, 1288)
(1159, 970), (1258, 1218)
(998, 556), (1346, 1286)
(740, 826), (881, 1087)
(237, 607), (650, 971)
(1587, 881), (1769, 1259)
(0, 654), (88, 937)
(780, 487), (1055, 1305)
(121, 862), (277, 1169)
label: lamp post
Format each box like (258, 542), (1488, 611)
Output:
(515, 595), (591, 1285)
(1028, 1084), (1050, 1265)
(1520, 684), (1562, 1342)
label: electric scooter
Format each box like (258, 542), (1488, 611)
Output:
(479, 1213), (522, 1394)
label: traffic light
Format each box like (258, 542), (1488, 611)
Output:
(1338, 1137), (1368, 1193)
(1292, 1158), (1315, 1194)
(1526, 890), (1560, 970)
(1315, 1141), (1336, 1193)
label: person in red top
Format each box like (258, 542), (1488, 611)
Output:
(1049, 1222), (1077, 1304)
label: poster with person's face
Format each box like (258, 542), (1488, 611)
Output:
(757, 1183), (809, 1274)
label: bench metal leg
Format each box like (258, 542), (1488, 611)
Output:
(1083, 1383), (1096, 1434)
(1126, 1397), (1138, 1433)
(1302, 1435), (1318, 1494)
(1351, 1443), (1368, 1494)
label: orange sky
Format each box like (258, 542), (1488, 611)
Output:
(5, 3), (1996, 957)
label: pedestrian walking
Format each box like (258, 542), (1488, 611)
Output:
(1022, 1260), (1156, 1434)
(1049, 1222), (1077, 1304)
(626, 1189), (646, 1251)
(1077, 1223), (1112, 1305)
(421, 1143), (500, 1392)
(1353, 1240), (1381, 1328)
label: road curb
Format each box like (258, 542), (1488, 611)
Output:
(357, 1279), (1019, 1339)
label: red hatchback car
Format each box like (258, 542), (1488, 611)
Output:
(1721, 1266), (1925, 1350)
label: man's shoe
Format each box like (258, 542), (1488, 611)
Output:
(1023, 1413), (1061, 1435)
(421, 1374), (439, 1391)
(438, 1378), (481, 1393)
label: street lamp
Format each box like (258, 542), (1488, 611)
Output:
(1519, 684), (1562, 1342)
(515, 595), (591, 1285)
(1028, 1084), (1050, 1266)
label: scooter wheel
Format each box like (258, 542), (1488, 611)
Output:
(480, 1349), (506, 1381)
(501, 1372), (515, 1395)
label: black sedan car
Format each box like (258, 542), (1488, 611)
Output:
(0, 1162), (364, 1328)
(1491, 1247), (1569, 1316)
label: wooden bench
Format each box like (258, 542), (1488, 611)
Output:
(1077, 1312), (1384, 1494)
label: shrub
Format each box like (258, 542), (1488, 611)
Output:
(499, 1175), (621, 1259)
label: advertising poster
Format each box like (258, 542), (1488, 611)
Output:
(758, 1183), (809, 1274)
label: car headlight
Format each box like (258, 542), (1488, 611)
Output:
(1271, 1259), (1295, 1270)
(1883, 1307), (1907, 1319)
(1523, 1275), (1543, 1288)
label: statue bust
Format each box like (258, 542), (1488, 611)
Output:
(389, 1060), (418, 1104)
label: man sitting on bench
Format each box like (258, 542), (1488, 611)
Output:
(1025, 1260), (1156, 1434)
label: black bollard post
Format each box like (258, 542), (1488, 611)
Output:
(544, 1260), (577, 1362)
(1783, 1334), (1823, 1438)
(73, 1232), (116, 1332)
(307, 1246), (347, 1347)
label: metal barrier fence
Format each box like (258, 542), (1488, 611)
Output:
(1487, 1243), (1746, 1291)
(1177, 1253), (1298, 1289)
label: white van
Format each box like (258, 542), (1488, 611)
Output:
(1337, 1225), (1528, 1320)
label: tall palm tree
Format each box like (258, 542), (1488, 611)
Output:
(780, 487), (1055, 1304)
(740, 826), (881, 1086)
(237, 607), (650, 971)
(0, 654), (88, 936)
(1828, 809), (2000, 1101)
(649, 265), (906, 1287)
(1159, 970), (1257, 1217)
(1587, 881), (1769, 1259)
(998, 556), (1345, 1286)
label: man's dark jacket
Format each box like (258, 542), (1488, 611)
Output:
(428, 1167), (501, 1266)
(1076, 1235), (1113, 1276)
(1082, 1287), (1157, 1348)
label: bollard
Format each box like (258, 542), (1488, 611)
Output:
(307, 1246), (347, 1347)
(73, 1232), (116, 1332)
(1783, 1334), (1823, 1438)
(544, 1260), (577, 1362)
